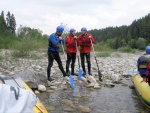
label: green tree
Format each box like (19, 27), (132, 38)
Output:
(128, 39), (136, 48)
(6, 11), (11, 28)
(135, 37), (146, 50)
(6, 11), (16, 34)
(0, 11), (7, 35)
(10, 14), (16, 34)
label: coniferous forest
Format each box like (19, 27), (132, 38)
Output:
(87, 13), (150, 50)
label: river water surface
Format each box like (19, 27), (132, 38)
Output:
(37, 78), (150, 113)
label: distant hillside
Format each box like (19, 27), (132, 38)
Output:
(87, 13), (150, 49)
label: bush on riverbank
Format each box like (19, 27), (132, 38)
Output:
(0, 36), (136, 58)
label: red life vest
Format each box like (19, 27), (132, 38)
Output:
(146, 63), (150, 77)
(65, 35), (77, 53)
(77, 33), (95, 53)
(146, 60), (150, 84)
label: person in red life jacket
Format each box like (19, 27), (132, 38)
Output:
(47, 26), (69, 82)
(65, 28), (78, 76)
(77, 27), (95, 76)
(137, 46), (150, 81)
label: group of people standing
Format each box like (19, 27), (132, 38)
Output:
(47, 26), (95, 82)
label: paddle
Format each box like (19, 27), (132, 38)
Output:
(75, 38), (83, 80)
(90, 39), (102, 81)
(60, 40), (75, 88)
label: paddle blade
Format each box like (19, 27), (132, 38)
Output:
(78, 69), (83, 80)
(69, 75), (75, 89)
(98, 70), (102, 81)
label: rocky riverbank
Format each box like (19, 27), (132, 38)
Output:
(0, 49), (140, 76)
(0, 49), (146, 113)
(0, 49), (141, 89)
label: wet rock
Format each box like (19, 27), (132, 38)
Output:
(73, 94), (81, 98)
(14, 69), (47, 85)
(46, 90), (55, 93)
(113, 80), (123, 84)
(54, 81), (62, 85)
(92, 67), (97, 70)
(104, 83), (115, 88)
(94, 84), (101, 89)
(63, 107), (74, 112)
(50, 86), (57, 90)
(61, 99), (75, 108)
(35, 90), (40, 94)
(81, 76), (87, 82)
(122, 83), (128, 86)
(86, 83), (96, 88)
(87, 75), (97, 84)
(77, 105), (91, 113)
(9, 71), (15, 75)
(46, 106), (55, 111)
(129, 85), (135, 89)
(26, 81), (38, 89)
(38, 84), (46, 92)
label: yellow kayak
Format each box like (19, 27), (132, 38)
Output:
(3, 76), (48, 113)
(132, 74), (150, 108)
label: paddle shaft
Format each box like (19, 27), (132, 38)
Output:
(75, 39), (81, 69)
(90, 39), (102, 81)
(61, 41), (71, 74)
(61, 41), (67, 61)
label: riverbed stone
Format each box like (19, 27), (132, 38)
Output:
(38, 84), (46, 92)
(61, 99), (75, 108)
(77, 105), (91, 113)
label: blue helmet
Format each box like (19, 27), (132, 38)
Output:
(70, 28), (76, 33)
(81, 27), (87, 31)
(56, 26), (64, 32)
(146, 46), (150, 53)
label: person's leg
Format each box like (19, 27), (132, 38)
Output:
(54, 52), (68, 77)
(71, 53), (77, 75)
(47, 51), (54, 81)
(66, 53), (71, 74)
(80, 53), (86, 76)
(86, 53), (92, 75)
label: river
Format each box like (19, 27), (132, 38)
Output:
(37, 77), (150, 113)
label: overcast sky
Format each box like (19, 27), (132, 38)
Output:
(0, 0), (150, 35)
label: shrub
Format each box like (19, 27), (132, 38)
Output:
(96, 52), (111, 57)
(94, 43), (114, 52)
(118, 47), (133, 53)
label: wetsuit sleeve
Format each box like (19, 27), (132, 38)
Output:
(49, 35), (60, 46)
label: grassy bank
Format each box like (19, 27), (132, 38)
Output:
(0, 35), (48, 57)
(0, 35), (137, 58)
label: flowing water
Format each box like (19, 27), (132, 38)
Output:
(37, 78), (150, 113)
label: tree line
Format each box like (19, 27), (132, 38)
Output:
(0, 11), (48, 38)
(86, 13), (150, 50)
(0, 11), (16, 35)
(1, 11), (150, 50)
